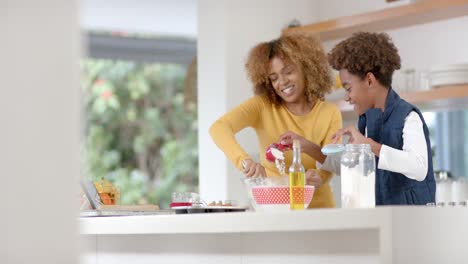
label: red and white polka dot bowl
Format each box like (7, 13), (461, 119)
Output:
(251, 185), (315, 211)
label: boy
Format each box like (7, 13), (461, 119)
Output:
(327, 32), (435, 205)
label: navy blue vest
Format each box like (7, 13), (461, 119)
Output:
(358, 88), (436, 205)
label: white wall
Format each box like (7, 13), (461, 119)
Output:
(80, 0), (197, 37)
(198, 0), (319, 204)
(2, 2), (80, 264)
(0, 3), (5, 259)
(198, 0), (229, 202)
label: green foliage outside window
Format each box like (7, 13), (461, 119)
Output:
(81, 59), (198, 208)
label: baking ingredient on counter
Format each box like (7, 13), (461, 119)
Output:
(434, 171), (468, 205)
(340, 144), (375, 208)
(207, 200), (236, 206)
(94, 177), (120, 205)
(265, 142), (288, 162)
(170, 192), (199, 208)
(265, 142), (290, 175)
(451, 177), (468, 203)
(80, 179), (161, 217)
(435, 170), (453, 204)
(289, 139), (305, 210)
(243, 175), (289, 188)
(170, 194), (247, 214)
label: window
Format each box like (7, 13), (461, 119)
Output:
(81, 32), (198, 208)
(424, 110), (468, 178)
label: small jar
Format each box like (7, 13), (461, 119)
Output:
(402, 68), (416, 92)
(434, 171), (452, 204)
(341, 144), (376, 208)
(451, 177), (468, 203)
(170, 192), (195, 208)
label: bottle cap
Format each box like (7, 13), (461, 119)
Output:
(292, 139), (300, 148)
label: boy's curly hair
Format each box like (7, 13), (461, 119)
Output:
(245, 32), (333, 105)
(328, 32), (401, 87)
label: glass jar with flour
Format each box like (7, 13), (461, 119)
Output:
(341, 144), (376, 208)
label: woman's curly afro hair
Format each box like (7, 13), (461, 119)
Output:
(245, 32), (333, 105)
(328, 32), (401, 87)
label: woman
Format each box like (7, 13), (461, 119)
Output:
(327, 32), (436, 205)
(209, 33), (342, 208)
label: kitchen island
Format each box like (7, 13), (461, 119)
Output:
(80, 207), (468, 264)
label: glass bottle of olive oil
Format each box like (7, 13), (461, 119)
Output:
(289, 139), (305, 210)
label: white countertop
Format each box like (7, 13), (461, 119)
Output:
(79, 206), (468, 235)
(80, 207), (468, 264)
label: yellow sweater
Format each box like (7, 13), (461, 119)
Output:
(209, 95), (342, 208)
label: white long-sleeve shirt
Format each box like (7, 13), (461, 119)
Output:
(319, 111), (428, 181)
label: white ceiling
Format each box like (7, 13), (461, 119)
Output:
(80, 0), (197, 38)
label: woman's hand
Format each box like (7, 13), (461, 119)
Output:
(279, 131), (326, 163)
(278, 131), (307, 151)
(331, 126), (367, 144)
(305, 169), (322, 188)
(242, 159), (266, 178)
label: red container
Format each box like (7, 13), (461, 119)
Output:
(265, 143), (291, 162)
